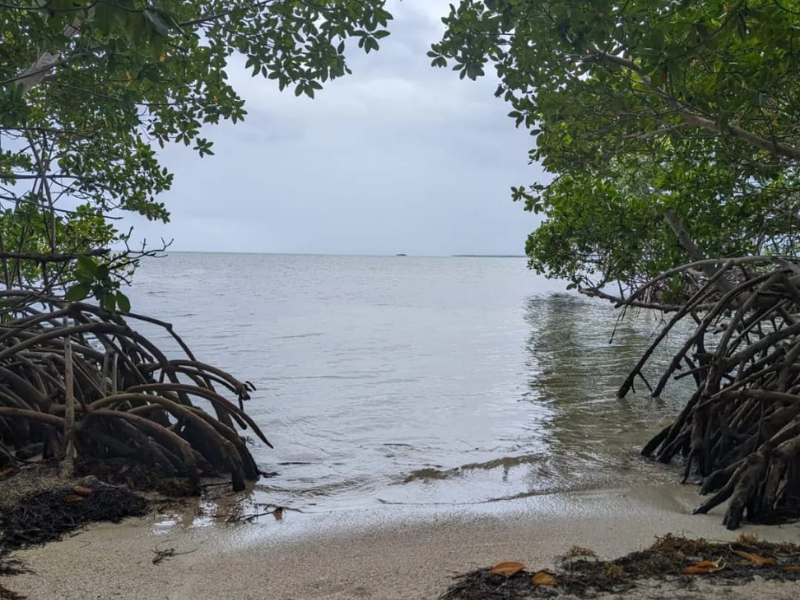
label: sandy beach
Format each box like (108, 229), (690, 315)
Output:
(8, 483), (800, 600)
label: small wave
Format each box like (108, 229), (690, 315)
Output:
(259, 374), (375, 381)
(403, 467), (450, 483)
(375, 484), (614, 507)
(273, 332), (324, 340)
(402, 453), (547, 484)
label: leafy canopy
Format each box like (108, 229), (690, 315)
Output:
(431, 0), (800, 294)
(1, 0), (392, 309)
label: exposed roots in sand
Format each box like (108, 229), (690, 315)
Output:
(607, 257), (800, 528)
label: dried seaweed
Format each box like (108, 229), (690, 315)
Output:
(0, 484), (147, 554)
(439, 534), (800, 600)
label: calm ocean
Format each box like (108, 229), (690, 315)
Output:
(129, 253), (688, 511)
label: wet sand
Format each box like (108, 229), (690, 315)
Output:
(10, 483), (800, 600)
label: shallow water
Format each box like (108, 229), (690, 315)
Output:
(128, 253), (691, 512)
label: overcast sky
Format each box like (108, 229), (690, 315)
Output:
(125, 0), (547, 256)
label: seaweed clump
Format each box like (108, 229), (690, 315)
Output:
(0, 482), (148, 555)
(439, 534), (800, 600)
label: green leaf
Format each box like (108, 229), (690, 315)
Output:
(101, 293), (117, 312)
(65, 282), (91, 302)
(75, 256), (98, 278)
(116, 292), (131, 314)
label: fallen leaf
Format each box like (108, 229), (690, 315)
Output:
(733, 550), (774, 566)
(683, 559), (723, 575)
(783, 566), (800, 572)
(273, 507), (284, 521)
(532, 571), (558, 586)
(72, 486), (93, 496)
(489, 562), (526, 577)
(64, 494), (84, 503)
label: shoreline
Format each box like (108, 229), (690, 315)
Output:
(10, 483), (800, 600)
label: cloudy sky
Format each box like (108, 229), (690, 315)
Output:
(127, 0), (547, 256)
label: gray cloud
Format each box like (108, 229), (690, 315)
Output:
(125, 0), (546, 256)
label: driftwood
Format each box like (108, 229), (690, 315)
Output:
(616, 257), (800, 529)
(0, 292), (269, 492)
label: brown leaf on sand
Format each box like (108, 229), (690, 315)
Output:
(72, 486), (93, 496)
(733, 551), (775, 566)
(532, 571), (558, 586)
(683, 559), (723, 575)
(489, 562), (526, 577)
(63, 494), (84, 503)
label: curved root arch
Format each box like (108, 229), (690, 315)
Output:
(0, 293), (269, 492)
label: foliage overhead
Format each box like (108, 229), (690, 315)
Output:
(431, 0), (800, 294)
(0, 0), (392, 308)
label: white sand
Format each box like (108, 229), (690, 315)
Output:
(9, 483), (800, 600)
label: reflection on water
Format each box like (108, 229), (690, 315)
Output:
(128, 254), (691, 513)
(521, 294), (692, 494)
(384, 294), (692, 505)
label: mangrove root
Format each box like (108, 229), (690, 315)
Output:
(616, 257), (800, 528)
(0, 293), (270, 493)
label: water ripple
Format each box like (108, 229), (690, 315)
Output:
(129, 254), (691, 512)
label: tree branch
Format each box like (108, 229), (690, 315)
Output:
(663, 208), (733, 290)
(179, 0), (273, 28)
(586, 49), (800, 162)
(0, 249), (109, 263)
(7, 19), (81, 95)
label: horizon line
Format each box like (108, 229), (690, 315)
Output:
(159, 250), (528, 258)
